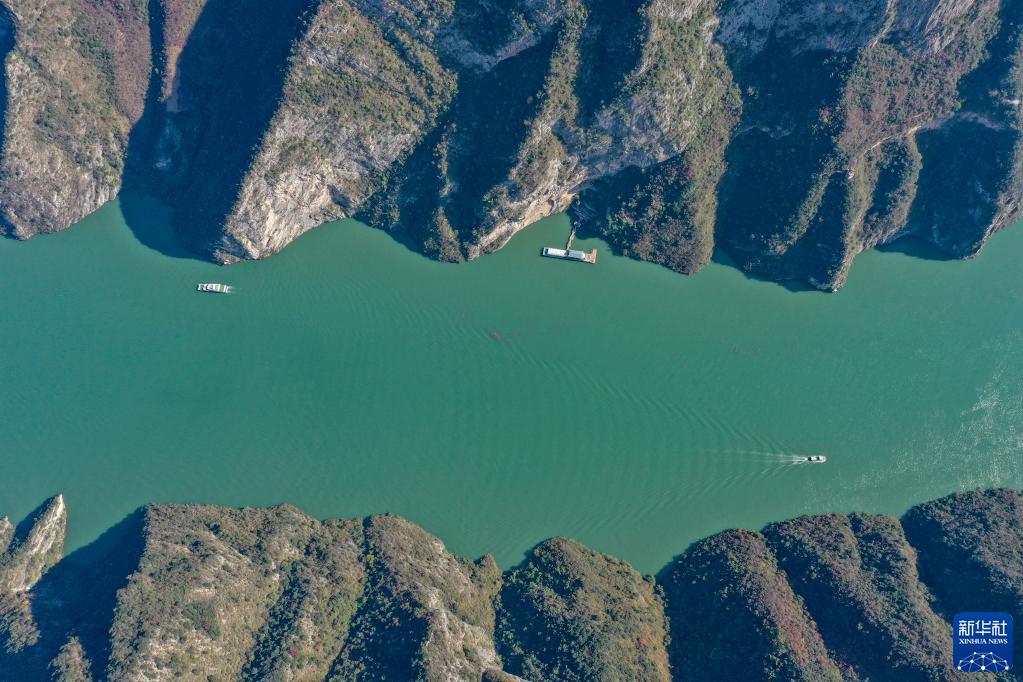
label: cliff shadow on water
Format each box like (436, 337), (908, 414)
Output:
(875, 235), (959, 261)
(0, 509), (145, 680)
(709, 248), (817, 293)
(121, 0), (318, 260)
(117, 0), (196, 261)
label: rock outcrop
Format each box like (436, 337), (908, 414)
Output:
(0, 494), (66, 658)
(1, 0), (1020, 289)
(0, 489), (1019, 680)
(0, 494), (65, 594)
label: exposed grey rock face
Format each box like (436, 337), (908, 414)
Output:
(0, 518), (12, 556)
(214, 0), (458, 262)
(0, 0), (148, 239)
(717, 0), (991, 57)
(0, 495), (66, 659)
(0, 490), (1020, 680)
(0, 0), (1020, 289)
(0, 494), (65, 594)
(466, 0), (737, 262)
(889, 0), (988, 50)
(103, 504), (501, 681)
(717, 0), (889, 56)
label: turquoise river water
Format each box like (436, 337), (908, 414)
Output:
(1, 195), (1021, 573)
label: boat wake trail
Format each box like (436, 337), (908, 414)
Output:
(666, 447), (828, 504)
(715, 449), (822, 465)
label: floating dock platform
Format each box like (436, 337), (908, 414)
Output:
(542, 246), (597, 264)
(541, 227), (598, 264)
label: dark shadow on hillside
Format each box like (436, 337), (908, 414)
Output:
(714, 50), (848, 253)
(443, 37), (557, 239)
(356, 33), (557, 259)
(574, 0), (645, 125)
(0, 3), (15, 234)
(712, 40), (857, 290)
(121, 0), (166, 181)
(564, 204), (633, 258)
(117, 0), (202, 261)
(0, 4), (13, 153)
(903, 2), (1023, 259)
(121, 0), (316, 260)
(0, 509), (146, 680)
(355, 124), (451, 255)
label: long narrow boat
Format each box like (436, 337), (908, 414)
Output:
(541, 246), (597, 264)
(196, 283), (233, 294)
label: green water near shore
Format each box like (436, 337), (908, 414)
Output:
(1, 195), (1022, 573)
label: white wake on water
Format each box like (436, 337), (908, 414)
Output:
(714, 449), (824, 465)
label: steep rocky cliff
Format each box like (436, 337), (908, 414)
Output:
(0, 489), (1019, 680)
(0, 495), (65, 595)
(0, 0), (149, 238)
(715, 0), (1023, 289)
(0, 0), (1021, 287)
(0, 495), (66, 657)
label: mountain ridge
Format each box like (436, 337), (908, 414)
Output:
(1, 0), (1021, 290)
(1, 488), (1020, 680)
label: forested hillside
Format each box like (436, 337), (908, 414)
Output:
(1, 0), (1020, 289)
(1, 489), (1019, 680)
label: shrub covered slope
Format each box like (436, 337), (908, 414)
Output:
(0, 489), (1020, 680)
(1, 1), (1021, 289)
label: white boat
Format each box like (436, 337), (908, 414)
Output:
(805, 455), (827, 463)
(196, 283), (233, 294)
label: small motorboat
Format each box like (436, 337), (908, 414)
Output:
(196, 283), (233, 294)
(805, 455), (827, 463)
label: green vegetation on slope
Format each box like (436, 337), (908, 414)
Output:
(904, 489), (1023, 622)
(1, 489), (1017, 680)
(2, 1), (1023, 285)
(765, 513), (956, 680)
(662, 528), (842, 681)
(497, 537), (670, 681)
(0, 0), (149, 237)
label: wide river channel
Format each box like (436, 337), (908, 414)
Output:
(2, 195), (1021, 572)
